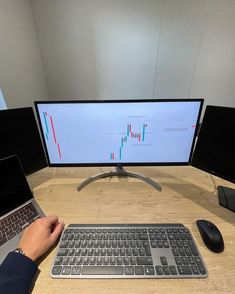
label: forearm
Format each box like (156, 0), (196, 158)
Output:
(0, 252), (37, 294)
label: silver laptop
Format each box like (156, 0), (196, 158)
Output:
(0, 155), (45, 264)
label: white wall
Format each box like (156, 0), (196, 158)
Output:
(32, 0), (161, 100)
(191, 0), (235, 107)
(0, 0), (48, 108)
(31, 0), (235, 108)
(0, 0), (234, 108)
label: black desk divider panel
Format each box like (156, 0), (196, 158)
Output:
(192, 105), (235, 212)
(0, 107), (47, 175)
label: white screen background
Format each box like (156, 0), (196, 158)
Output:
(37, 101), (201, 164)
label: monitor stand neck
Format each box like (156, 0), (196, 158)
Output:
(77, 164), (162, 192)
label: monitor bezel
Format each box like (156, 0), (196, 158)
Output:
(35, 99), (204, 167)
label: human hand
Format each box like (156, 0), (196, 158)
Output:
(19, 215), (64, 261)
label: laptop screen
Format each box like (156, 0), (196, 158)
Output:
(0, 156), (32, 217)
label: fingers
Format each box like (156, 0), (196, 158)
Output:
(50, 222), (64, 243)
(38, 215), (64, 243)
(44, 215), (59, 226)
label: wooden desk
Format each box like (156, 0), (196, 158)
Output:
(27, 166), (235, 294)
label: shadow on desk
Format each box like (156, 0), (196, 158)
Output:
(161, 180), (235, 227)
(131, 166), (235, 226)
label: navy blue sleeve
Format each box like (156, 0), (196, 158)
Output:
(0, 252), (38, 294)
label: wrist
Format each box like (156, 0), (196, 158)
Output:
(15, 247), (37, 261)
(14, 248), (25, 255)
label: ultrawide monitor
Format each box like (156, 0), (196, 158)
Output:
(0, 107), (47, 175)
(35, 99), (203, 167)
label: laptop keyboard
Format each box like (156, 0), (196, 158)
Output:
(0, 203), (40, 246)
(51, 224), (207, 279)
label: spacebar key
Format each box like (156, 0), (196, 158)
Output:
(82, 266), (124, 275)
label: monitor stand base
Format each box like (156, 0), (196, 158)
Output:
(218, 185), (235, 212)
(77, 165), (162, 192)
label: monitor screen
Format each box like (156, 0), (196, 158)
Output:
(35, 99), (203, 166)
(192, 105), (235, 184)
(0, 88), (7, 110)
(0, 107), (47, 175)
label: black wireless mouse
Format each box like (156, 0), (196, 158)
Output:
(196, 219), (224, 253)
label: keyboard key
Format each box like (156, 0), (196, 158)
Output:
(181, 257), (189, 265)
(138, 234), (148, 240)
(160, 256), (168, 265)
(0, 237), (7, 246)
(136, 257), (153, 265)
(191, 265), (199, 275)
(54, 257), (63, 265)
(82, 266), (124, 275)
(162, 266), (171, 275)
(189, 241), (199, 256)
(59, 241), (69, 248)
(62, 257), (69, 265)
(71, 266), (81, 275)
(151, 241), (158, 248)
(195, 257), (206, 274)
(172, 249), (179, 256)
(52, 266), (62, 275)
(169, 265), (177, 275)
(135, 266), (144, 275)
(155, 266), (164, 275)
(57, 249), (68, 256)
(125, 266), (134, 275)
(145, 266), (155, 275)
(62, 266), (71, 275)
(175, 257), (182, 265)
(188, 257), (196, 265)
(177, 266), (192, 275)
(142, 241), (151, 256)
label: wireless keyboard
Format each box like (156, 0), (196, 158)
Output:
(51, 224), (207, 279)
